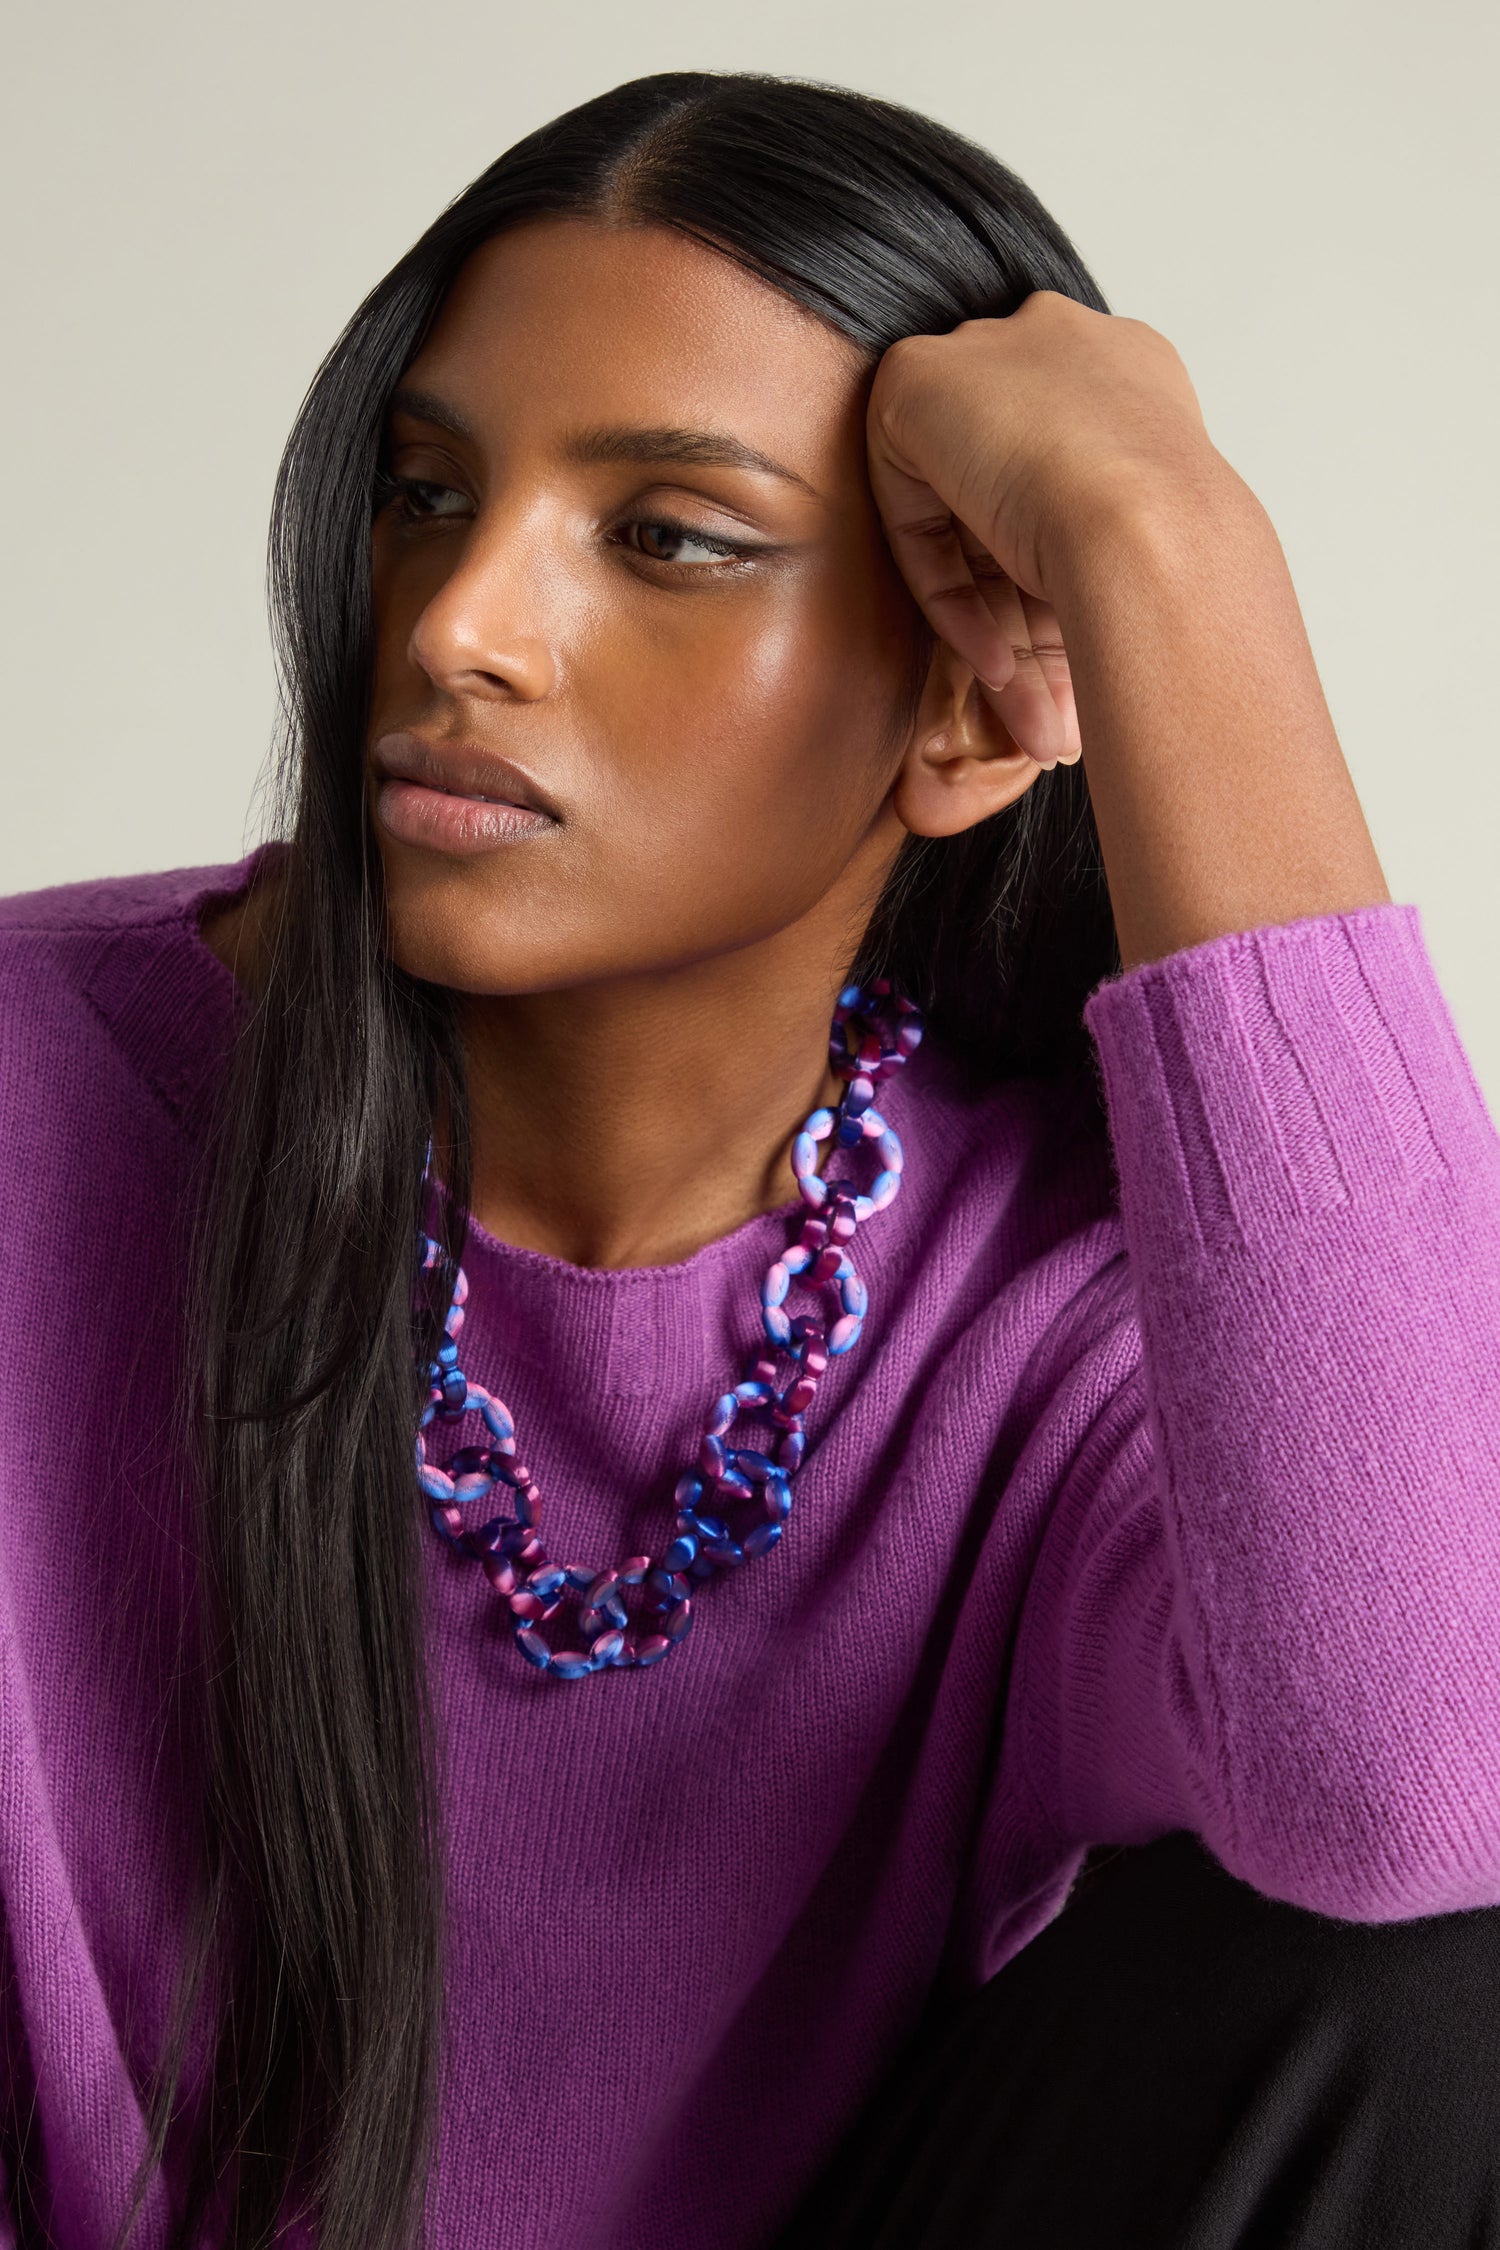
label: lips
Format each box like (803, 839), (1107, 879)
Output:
(369, 729), (561, 858)
(369, 730), (559, 819)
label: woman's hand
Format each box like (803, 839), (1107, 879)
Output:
(866, 290), (1389, 968)
(865, 291), (1219, 770)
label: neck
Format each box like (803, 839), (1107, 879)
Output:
(197, 847), (890, 1273)
(452, 933), (855, 1270)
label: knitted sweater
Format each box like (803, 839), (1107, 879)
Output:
(3, 847), (1500, 2250)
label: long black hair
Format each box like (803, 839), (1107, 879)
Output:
(116, 70), (1120, 2250)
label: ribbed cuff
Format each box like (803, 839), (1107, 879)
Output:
(1082, 904), (1498, 1265)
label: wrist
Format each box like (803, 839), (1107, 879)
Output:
(1043, 448), (1269, 623)
(1037, 451), (1389, 970)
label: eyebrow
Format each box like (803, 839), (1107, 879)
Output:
(388, 387), (481, 443)
(386, 386), (819, 498)
(562, 423), (818, 496)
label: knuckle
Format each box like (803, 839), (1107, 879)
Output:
(905, 513), (957, 545)
(882, 331), (930, 374)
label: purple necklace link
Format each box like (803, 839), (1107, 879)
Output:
(414, 978), (923, 1680)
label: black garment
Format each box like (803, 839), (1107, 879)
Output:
(775, 1831), (1500, 2249)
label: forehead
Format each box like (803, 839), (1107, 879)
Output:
(401, 216), (872, 480)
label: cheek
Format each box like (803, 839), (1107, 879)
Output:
(377, 564), (914, 995)
(564, 581), (906, 922)
(594, 565), (911, 838)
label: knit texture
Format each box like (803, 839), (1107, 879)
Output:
(2, 848), (1498, 2249)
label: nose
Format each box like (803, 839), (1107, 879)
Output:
(404, 506), (559, 705)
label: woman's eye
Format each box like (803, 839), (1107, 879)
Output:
(375, 472), (472, 523)
(622, 517), (749, 567)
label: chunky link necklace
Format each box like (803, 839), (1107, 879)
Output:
(414, 979), (923, 1681)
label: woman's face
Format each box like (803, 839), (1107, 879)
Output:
(367, 216), (932, 996)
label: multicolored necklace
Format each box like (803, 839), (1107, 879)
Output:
(414, 979), (923, 1680)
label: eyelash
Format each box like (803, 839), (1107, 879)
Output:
(371, 471), (757, 571)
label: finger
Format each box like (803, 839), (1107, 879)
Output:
(869, 458), (1020, 691)
(1008, 588), (1082, 767)
(873, 450), (1080, 768)
(967, 570), (1080, 769)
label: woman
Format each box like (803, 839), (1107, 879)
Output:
(2, 65), (1498, 2250)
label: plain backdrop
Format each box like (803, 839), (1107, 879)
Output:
(4, 0), (1497, 1093)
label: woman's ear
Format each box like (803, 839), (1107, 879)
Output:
(890, 637), (1053, 840)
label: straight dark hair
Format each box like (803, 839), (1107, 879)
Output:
(115, 69), (1120, 2250)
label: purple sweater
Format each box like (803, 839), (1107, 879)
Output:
(4, 846), (1500, 2249)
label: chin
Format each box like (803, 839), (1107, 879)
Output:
(385, 919), (552, 996)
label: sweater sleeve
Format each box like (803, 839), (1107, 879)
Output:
(1001, 901), (1500, 1922)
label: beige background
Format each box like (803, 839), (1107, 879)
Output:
(4, 0), (1497, 1093)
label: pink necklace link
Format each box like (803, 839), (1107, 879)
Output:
(414, 980), (923, 1680)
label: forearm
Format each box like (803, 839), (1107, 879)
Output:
(1013, 903), (1500, 1918)
(1049, 460), (1390, 971)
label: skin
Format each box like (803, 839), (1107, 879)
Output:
(204, 214), (1388, 1269)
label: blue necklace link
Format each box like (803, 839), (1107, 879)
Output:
(414, 978), (923, 1680)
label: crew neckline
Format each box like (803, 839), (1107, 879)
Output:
(436, 1039), (929, 1288)
(443, 1181), (809, 1284)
